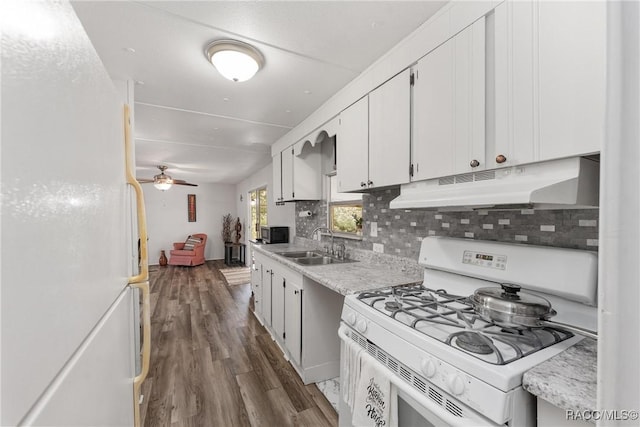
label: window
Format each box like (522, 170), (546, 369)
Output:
(328, 175), (363, 235)
(249, 187), (268, 239)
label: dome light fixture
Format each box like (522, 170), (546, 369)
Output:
(153, 166), (173, 191)
(204, 39), (264, 82)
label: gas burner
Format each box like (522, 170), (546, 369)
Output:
(385, 301), (403, 311)
(455, 332), (494, 355)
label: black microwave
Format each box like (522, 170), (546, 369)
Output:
(261, 226), (289, 244)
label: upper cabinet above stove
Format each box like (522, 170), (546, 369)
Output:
(412, 18), (486, 182)
(489, 0), (606, 168)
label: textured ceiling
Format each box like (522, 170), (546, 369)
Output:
(72, 1), (446, 185)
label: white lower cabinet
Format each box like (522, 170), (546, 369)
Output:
(284, 279), (303, 366)
(251, 257), (263, 321)
(252, 250), (344, 384)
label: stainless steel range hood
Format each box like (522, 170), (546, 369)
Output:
(390, 157), (599, 210)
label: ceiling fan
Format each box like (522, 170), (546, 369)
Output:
(137, 165), (198, 191)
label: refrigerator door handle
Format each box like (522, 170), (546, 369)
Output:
(124, 104), (150, 427)
(124, 104), (149, 284)
(129, 281), (150, 427)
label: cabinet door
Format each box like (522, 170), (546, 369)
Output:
(412, 37), (454, 181)
(492, 0), (536, 168)
(454, 18), (486, 174)
(281, 148), (294, 201)
(262, 264), (273, 327)
(284, 281), (302, 365)
(272, 152), (283, 202)
(369, 69), (411, 188)
(271, 267), (286, 344)
(251, 258), (262, 316)
(537, 0), (605, 160)
(291, 141), (322, 200)
(337, 96), (369, 192)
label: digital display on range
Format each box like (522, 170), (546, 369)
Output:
(476, 254), (494, 261)
(463, 250), (507, 270)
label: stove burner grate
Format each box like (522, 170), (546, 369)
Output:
(384, 301), (402, 311)
(455, 331), (495, 355)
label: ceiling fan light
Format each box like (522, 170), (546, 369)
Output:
(205, 40), (264, 82)
(153, 171), (173, 191)
(154, 181), (172, 191)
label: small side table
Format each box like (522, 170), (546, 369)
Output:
(224, 243), (246, 266)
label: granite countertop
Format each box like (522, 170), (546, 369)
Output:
(523, 338), (597, 415)
(251, 242), (422, 295)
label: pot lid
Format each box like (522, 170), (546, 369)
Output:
(471, 283), (553, 317)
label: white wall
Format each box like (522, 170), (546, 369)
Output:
(143, 183), (236, 264)
(235, 162), (296, 259)
(597, 1), (640, 422)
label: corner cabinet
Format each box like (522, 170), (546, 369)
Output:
(337, 69), (411, 193)
(412, 17), (486, 181)
(281, 141), (322, 201)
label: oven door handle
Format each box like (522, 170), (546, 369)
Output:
(339, 326), (500, 427)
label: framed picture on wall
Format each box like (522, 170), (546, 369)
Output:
(188, 194), (196, 222)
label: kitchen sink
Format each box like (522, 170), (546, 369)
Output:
(275, 250), (323, 258)
(275, 250), (357, 266)
(291, 256), (358, 266)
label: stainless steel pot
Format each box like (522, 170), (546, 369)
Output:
(470, 283), (597, 339)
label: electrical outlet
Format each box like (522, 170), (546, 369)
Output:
(370, 222), (378, 237)
(373, 243), (384, 253)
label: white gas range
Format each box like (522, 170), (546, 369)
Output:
(339, 236), (598, 426)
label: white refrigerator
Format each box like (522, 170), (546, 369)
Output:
(1, 1), (150, 425)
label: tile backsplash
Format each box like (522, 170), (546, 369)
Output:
(296, 187), (599, 260)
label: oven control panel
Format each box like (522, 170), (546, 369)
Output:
(462, 250), (507, 270)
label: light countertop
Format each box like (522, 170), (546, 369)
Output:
(523, 338), (597, 416)
(251, 242), (422, 295)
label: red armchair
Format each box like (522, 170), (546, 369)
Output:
(168, 234), (207, 266)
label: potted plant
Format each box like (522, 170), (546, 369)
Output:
(222, 214), (233, 243)
(352, 213), (363, 233)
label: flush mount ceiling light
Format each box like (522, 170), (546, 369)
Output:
(204, 39), (264, 82)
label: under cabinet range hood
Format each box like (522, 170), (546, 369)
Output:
(389, 157), (599, 210)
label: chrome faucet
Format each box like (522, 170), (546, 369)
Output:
(309, 226), (334, 254)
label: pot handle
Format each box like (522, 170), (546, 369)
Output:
(500, 283), (521, 299)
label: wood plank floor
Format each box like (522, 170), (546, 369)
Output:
(142, 260), (338, 427)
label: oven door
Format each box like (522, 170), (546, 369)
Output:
(339, 326), (500, 427)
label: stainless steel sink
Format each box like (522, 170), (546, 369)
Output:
(275, 250), (323, 258)
(275, 250), (357, 266)
(292, 256), (357, 266)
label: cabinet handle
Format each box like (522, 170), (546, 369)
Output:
(360, 181), (366, 187)
(367, 180), (373, 187)
(470, 159), (480, 168)
(294, 290), (299, 295)
(265, 269), (271, 273)
(496, 154), (507, 164)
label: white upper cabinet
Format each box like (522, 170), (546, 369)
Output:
(337, 70), (411, 192)
(491, 0), (604, 168)
(537, 0), (605, 160)
(413, 18), (486, 181)
(272, 152), (283, 203)
(280, 140), (322, 202)
(369, 69), (411, 188)
(337, 96), (369, 192)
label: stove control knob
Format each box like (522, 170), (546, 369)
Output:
(346, 312), (357, 326)
(420, 359), (437, 378)
(356, 319), (368, 333)
(447, 374), (465, 396)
